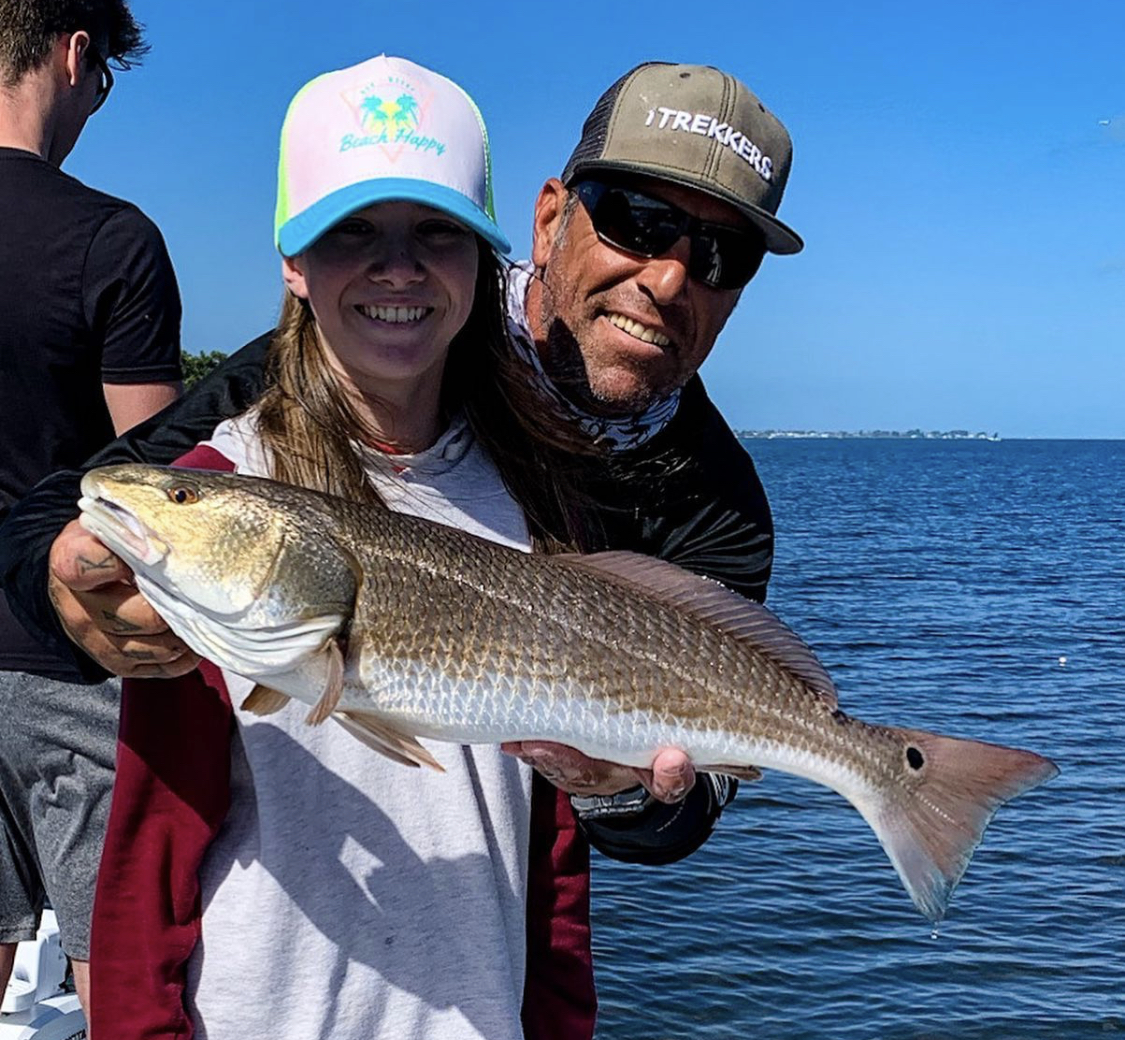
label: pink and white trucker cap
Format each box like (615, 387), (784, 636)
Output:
(274, 55), (510, 257)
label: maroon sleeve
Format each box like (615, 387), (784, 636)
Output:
(89, 445), (235, 1039)
(521, 773), (597, 1040)
(171, 444), (234, 472)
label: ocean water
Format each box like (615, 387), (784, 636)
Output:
(590, 439), (1125, 1039)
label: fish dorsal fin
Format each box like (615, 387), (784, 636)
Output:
(304, 640), (345, 726)
(333, 711), (445, 772)
(556, 551), (838, 708)
(241, 684), (289, 716)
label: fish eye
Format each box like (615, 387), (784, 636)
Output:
(168, 486), (198, 505)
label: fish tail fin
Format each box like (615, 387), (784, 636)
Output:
(863, 728), (1058, 922)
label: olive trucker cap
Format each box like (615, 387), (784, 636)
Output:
(561, 62), (803, 254)
(275, 55), (509, 258)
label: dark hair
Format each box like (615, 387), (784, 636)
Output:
(0, 0), (147, 85)
(257, 238), (601, 554)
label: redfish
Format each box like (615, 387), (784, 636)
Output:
(78, 464), (1058, 922)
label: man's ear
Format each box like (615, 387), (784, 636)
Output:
(531, 178), (568, 269)
(63, 31), (91, 88)
(281, 255), (309, 299)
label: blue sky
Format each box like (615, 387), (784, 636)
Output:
(67, 1), (1123, 438)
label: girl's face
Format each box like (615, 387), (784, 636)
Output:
(282, 201), (480, 410)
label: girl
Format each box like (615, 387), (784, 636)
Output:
(88, 55), (594, 1040)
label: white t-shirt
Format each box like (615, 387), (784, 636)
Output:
(185, 411), (535, 1040)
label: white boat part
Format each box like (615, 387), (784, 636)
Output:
(0, 912), (85, 1039)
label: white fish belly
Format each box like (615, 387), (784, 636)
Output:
(341, 659), (875, 799)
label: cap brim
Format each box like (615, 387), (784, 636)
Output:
(277, 177), (511, 257)
(566, 160), (803, 255)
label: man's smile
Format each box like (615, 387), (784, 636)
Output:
(604, 311), (672, 348)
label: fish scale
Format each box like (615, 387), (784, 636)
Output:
(77, 463), (1059, 923)
(359, 551), (760, 735)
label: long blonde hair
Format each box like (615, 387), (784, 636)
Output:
(255, 240), (600, 551)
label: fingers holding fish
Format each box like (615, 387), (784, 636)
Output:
(111, 648), (202, 679)
(502, 740), (640, 794)
(48, 585), (200, 678)
(114, 634), (200, 671)
(647, 747), (697, 803)
(501, 741), (696, 803)
(50, 519), (135, 591)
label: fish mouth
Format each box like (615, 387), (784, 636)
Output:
(77, 495), (168, 568)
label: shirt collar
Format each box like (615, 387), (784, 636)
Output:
(355, 412), (475, 478)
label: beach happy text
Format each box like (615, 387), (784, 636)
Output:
(340, 129), (446, 154)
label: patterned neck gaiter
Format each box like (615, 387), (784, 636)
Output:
(505, 262), (681, 452)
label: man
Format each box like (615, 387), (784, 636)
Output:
(0, 0), (182, 1017)
(0, 62), (799, 1037)
(503, 61), (801, 821)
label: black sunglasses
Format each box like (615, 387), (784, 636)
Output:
(572, 179), (766, 290)
(86, 44), (114, 114)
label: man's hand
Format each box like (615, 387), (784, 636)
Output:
(47, 518), (199, 678)
(501, 741), (695, 804)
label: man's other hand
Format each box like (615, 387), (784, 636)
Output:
(501, 741), (695, 803)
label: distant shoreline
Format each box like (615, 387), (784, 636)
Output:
(737, 430), (1002, 441)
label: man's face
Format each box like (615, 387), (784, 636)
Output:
(529, 175), (755, 416)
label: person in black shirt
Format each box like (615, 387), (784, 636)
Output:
(0, 60), (800, 1035)
(0, 0), (181, 1014)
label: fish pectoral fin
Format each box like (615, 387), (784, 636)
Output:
(304, 640), (346, 726)
(333, 713), (419, 768)
(240, 684), (290, 716)
(712, 765), (763, 783)
(333, 710), (445, 773)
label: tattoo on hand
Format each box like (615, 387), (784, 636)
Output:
(100, 610), (142, 634)
(526, 759), (602, 790)
(121, 648), (157, 661)
(77, 552), (117, 575)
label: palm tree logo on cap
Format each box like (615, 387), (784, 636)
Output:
(360, 91), (420, 136)
(340, 76), (432, 162)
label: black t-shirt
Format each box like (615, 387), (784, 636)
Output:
(0, 147), (182, 673)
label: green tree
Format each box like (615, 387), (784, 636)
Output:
(182, 350), (227, 389)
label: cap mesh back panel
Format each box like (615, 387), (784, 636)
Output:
(561, 64), (657, 183)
